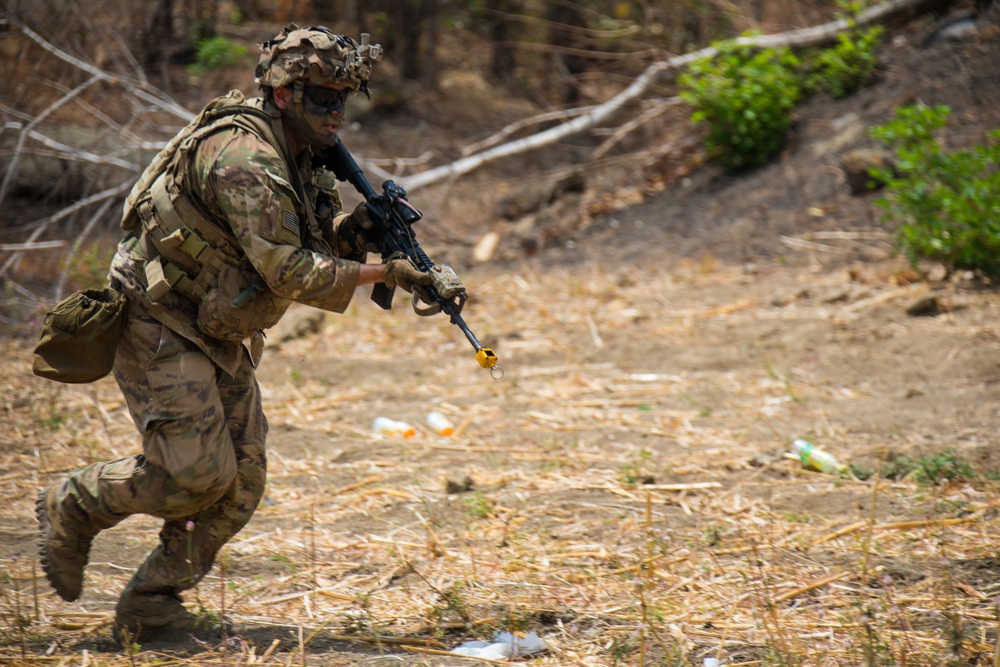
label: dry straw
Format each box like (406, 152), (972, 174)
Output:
(2, 260), (1000, 665)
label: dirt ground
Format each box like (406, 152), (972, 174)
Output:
(1, 7), (1000, 666)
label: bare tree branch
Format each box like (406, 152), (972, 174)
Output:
(0, 241), (66, 251)
(2, 124), (142, 171)
(0, 74), (102, 206)
(591, 97), (681, 160)
(9, 18), (195, 123)
(461, 106), (598, 157)
(53, 197), (115, 300)
(0, 180), (132, 281)
(400, 59), (673, 192)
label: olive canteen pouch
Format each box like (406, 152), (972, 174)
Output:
(33, 287), (126, 383)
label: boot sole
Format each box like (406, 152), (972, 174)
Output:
(35, 489), (82, 602)
(112, 617), (231, 645)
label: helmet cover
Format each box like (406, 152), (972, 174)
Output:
(255, 24), (382, 92)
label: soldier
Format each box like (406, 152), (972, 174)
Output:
(35, 25), (432, 642)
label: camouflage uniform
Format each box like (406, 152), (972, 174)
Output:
(37, 25), (390, 640)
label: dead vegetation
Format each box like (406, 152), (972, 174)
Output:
(3, 255), (1000, 666)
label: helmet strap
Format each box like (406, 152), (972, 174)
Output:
(292, 81), (306, 114)
(265, 102), (296, 163)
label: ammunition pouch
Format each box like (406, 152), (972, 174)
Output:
(197, 262), (286, 341)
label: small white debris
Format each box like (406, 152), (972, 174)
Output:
(452, 631), (548, 659)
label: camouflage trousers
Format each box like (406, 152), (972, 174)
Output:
(51, 304), (267, 597)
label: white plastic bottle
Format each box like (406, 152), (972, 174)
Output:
(426, 411), (455, 436)
(373, 417), (399, 436)
(373, 417), (416, 438)
(792, 439), (847, 474)
(394, 420), (416, 438)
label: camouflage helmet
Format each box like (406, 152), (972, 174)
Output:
(255, 24), (382, 92)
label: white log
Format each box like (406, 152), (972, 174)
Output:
(0, 241), (66, 251)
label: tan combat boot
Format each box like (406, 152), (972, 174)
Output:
(35, 486), (99, 602)
(113, 588), (229, 644)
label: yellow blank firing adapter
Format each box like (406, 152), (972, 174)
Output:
(476, 347), (497, 368)
(476, 347), (503, 380)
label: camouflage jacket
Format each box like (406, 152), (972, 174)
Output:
(110, 93), (365, 376)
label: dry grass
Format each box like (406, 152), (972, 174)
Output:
(2, 254), (1000, 666)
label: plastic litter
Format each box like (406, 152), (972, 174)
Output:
(372, 417), (416, 438)
(703, 658), (722, 667)
(451, 631), (548, 659)
(792, 438), (847, 474)
(426, 411), (455, 436)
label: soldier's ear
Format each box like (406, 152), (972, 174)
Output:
(273, 86), (293, 110)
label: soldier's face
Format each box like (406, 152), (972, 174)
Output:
(275, 82), (355, 150)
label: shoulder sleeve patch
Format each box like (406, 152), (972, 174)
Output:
(282, 209), (299, 236)
(276, 198), (302, 246)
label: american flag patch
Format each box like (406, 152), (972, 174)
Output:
(282, 210), (299, 236)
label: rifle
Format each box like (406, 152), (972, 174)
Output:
(320, 137), (502, 379)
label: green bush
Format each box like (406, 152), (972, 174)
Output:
(807, 24), (883, 99)
(188, 36), (249, 74)
(680, 1), (884, 171)
(803, 1), (883, 99)
(679, 41), (802, 171)
(870, 104), (1000, 278)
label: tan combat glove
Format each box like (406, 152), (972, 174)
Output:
(383, 253), (432, 293)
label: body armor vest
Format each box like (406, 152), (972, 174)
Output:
(121, 90), (308, 341)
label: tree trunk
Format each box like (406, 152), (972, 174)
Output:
(487, 0), (518, 83)
(545, 3), (589, 104)
(143, 0), (174, 67)
(392, 2), (423, 81)
(422, 0), (439, 87)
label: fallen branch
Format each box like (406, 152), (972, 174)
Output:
(0, 241), (66, 251)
